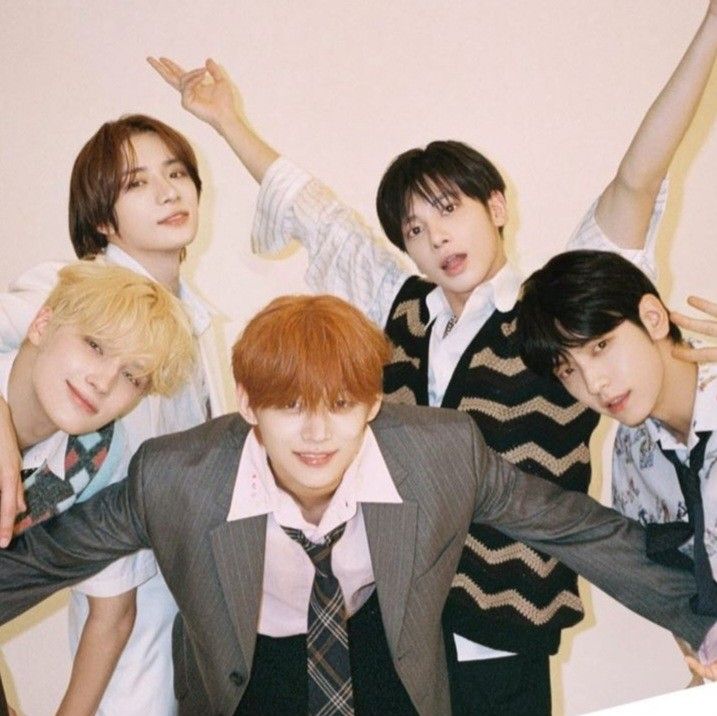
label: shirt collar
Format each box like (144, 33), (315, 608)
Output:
(645, 359), (717, 450)
(227, 426), (402, 534)
(425, 262), (521, 323)
(103, 244), (211, 336)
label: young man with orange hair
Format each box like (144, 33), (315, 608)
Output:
(0, 293), (716, 715)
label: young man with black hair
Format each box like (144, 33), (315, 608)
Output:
(147, 4), (717, 710)
(517, 249), (717, 680)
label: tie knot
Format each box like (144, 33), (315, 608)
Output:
(282, 523), (347, 573)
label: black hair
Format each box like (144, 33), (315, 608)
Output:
(516, 250), (682, 378)
(375, 140), (506, 251)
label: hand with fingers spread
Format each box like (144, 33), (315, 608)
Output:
(0, 397), (23, 549)
(148, 56), (278, 183)
(671, 296), (717, 364)
(147, 57), (243, 133)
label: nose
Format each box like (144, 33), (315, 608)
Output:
(157, 175), (179, 204)
(300, 409), (331, 443)
(428, 220), (450, 250)
(582, 364), (608, 396)
(87, 358), (121, 394)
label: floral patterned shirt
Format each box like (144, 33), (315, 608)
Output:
(612, 359), (717, 572)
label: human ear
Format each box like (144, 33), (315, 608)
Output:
(638, 294), (670, 340)
(366, 395), (383, 422)
(487, 191), (508, 229)
(96, 222), (115, 237)
(26, 306), (54, 347)
(235, 383), (258, 425)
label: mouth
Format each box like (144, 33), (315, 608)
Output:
(603, 391), (630, 415)
(158, 210), (189, 227)
(66, 381), (98, 415)
(440, 253), (467, 276)
(294, 451), (337, 467)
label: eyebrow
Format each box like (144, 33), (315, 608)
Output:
(122, 157), (184, 178)
(402, 191), (457, 225)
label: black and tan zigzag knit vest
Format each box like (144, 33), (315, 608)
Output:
(383, 276), (599, 654)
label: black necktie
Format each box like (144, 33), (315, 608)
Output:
(282, 523), (354, 715)
(646, 431), (717, 616)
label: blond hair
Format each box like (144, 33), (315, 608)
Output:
(45, 262), (195, 396)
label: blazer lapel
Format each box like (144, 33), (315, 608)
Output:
(364, 448), (417, 654)
(210, 515), (267, 669)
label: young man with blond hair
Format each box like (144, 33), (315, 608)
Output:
(0, 260), (195, 715)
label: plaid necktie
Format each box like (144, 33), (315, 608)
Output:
(646, 431), (717, 616)
(282, 523), (354, 716)
(14, 422), (115, 535)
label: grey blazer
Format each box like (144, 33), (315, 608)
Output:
(0, 404), (713, 715)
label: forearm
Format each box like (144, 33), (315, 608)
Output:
(57, 591), (136, 716)
(212, 108), (279, 184)
(596, 6), (717, 248)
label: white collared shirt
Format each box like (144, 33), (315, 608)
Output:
(425, 263), (522, 406)
(226, 427), (402, 637)
(612, 360), (717, 575)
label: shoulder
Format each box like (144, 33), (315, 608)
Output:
(135, 413), (250, 465)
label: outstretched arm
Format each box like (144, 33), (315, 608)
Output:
(148, 56), (278, 184)
(595, 1), (717, 249)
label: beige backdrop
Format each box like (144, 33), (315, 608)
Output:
(1, 1), (716, 714)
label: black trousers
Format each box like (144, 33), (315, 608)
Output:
(445, 635), (551, 716)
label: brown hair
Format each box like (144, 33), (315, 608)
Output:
(232, 294), (391, 409)
(68, 114), (201, 259)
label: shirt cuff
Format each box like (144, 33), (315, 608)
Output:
(72, 549), (158, 597)
(252, 156), (312, 255)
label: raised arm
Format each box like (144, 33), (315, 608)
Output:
(148, 56), (410, 327)
(595, 1), (717, 249)
(148, 57), (278, 184)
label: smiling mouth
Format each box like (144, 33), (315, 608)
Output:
(603, 392), (629, 414)
(440, 253), (467, 276)
(158, 211), (189, 226)
(67, 381), (98, 414)
(294, 451), (337, 467)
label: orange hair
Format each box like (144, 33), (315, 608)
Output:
(232, 294), (391, 409)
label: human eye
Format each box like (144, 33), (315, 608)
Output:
(593, 338), (609, 354)
(122, 369), (143, 388)
(169, 165), (188, 179)
(554, 361), (574, 382)
(403, 224), (422, 241)
(124, 172), (146, 190)
(84, 337), (103, 355)
(331, 397), (355, 412)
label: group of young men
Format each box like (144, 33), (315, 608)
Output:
(2, 2), (717, 715)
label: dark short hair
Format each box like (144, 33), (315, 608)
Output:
(69, 114), (202, 259)
(516, 250), (681, 378)
(376, 140), (506, 251)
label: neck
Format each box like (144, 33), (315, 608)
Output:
(109, 242), (182, 295)
(651, 341), (699, 443)
(8, 346), (58, 449)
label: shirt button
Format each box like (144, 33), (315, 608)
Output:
(229, 670), (244, 687)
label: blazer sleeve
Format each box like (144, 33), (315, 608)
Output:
(467, 420), (716, 650)
(0, 443), (152, 625)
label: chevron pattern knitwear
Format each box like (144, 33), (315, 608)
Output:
(383, 276), (599, 654)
